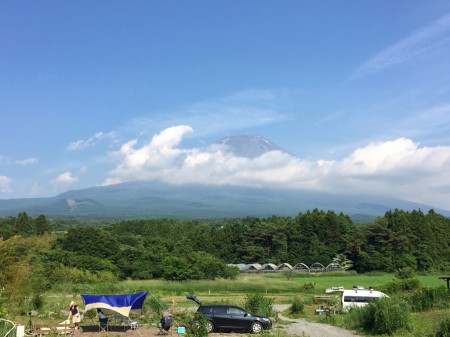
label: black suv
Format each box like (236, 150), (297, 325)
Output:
(187, 296), (272, 333)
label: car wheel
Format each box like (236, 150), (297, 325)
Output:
(205, 321), (214, 333)
(250, 322), (263, 333)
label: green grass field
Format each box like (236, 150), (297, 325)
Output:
(120, 272), (449, 337)
(120, 272), (445, 298)
(28, 272), (450, 337)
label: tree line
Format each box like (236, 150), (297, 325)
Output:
(1, 208), (449, 313)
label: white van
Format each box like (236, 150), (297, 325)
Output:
(326, 286), (388, 310)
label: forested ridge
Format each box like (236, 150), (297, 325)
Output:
(0, 208), (449, 312)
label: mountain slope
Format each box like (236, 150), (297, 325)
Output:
(0, 181), (447, 220)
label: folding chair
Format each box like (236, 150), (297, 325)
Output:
(157, 315), (172, 335)
(98, 318), (108, 332)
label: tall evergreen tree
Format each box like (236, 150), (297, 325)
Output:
(13, 212), (35, 236)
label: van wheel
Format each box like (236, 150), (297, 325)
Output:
(205, 321), (214, 333)
(251, 322), (263, 333)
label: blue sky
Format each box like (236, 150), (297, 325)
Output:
(1, 1), (450, 211)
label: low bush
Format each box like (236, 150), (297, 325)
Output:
(299, 282), (315, 291)
(345, 297), (411, 335)
(290, 297), (304, 314)
(186, 313), (208, 337)
(407, 286), (450, 312)
(434, 317), (450, 337)
(30, 293), (45, 311)
(395, 267), (416, 279)
(380, 277), (421, 294)
(243, 293), (276, 318)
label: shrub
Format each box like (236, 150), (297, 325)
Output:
(31, 293), (44, 311)
(186, 313), (208, 337)
(381, 277), (421, 294)
(407, 286), (450, 312)
(290, 297), (304, 314)
(435, 317), (450, 337)
(243, 293), (276, 318)
(345, 297), (411, 335)
(395, 267), (416, 279)
(221, 265), (239, 280)
(299, 282), (315, 291)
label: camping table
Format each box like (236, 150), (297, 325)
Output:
(439, 276), (450, 289)
(111, 315), (135, 330)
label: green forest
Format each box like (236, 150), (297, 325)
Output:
(1, 208), (449, 315)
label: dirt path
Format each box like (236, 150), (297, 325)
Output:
(275, 305), (362, 337)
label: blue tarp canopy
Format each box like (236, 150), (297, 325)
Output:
(81, 291), (148, 317)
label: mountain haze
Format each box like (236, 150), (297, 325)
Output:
(0, 180), (446, 221)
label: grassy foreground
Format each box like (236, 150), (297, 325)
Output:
(14, 272), (450, 337)
(119, 272), (449, 337)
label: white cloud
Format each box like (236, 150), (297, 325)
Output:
(15, 157), (38, 166)
(352, 12), (450, 79)
(0, 175), (13, 192)
(67, 131), (117, 151)
(102, 177), (122, 186)
(106, 125), (193, 184)
(50, 171), (78, 192)
(105, 126), (450, 210)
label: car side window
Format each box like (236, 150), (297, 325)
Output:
(213, 306), (227, 314)
(227, 307), (246, 316)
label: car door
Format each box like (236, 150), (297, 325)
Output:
(210, 306), (231, 329)
(225, 306), (249, 330)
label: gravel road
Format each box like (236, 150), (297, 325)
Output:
(274, 305), (362, 337)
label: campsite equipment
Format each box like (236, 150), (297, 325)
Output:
(81, 291), (147, 333)
(157, 315), (172, 335)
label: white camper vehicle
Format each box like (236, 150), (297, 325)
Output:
(326, 286), (388, 310)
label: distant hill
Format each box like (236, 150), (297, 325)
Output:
(0, 135), (448, 221)
(0, 180), (447, 221)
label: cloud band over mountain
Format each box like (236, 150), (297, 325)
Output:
(102, 126), (450, 211)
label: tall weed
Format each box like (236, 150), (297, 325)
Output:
(407, 286), (450, 312)
(0, 320), (16, 337)
(147, 294), (169, 316)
